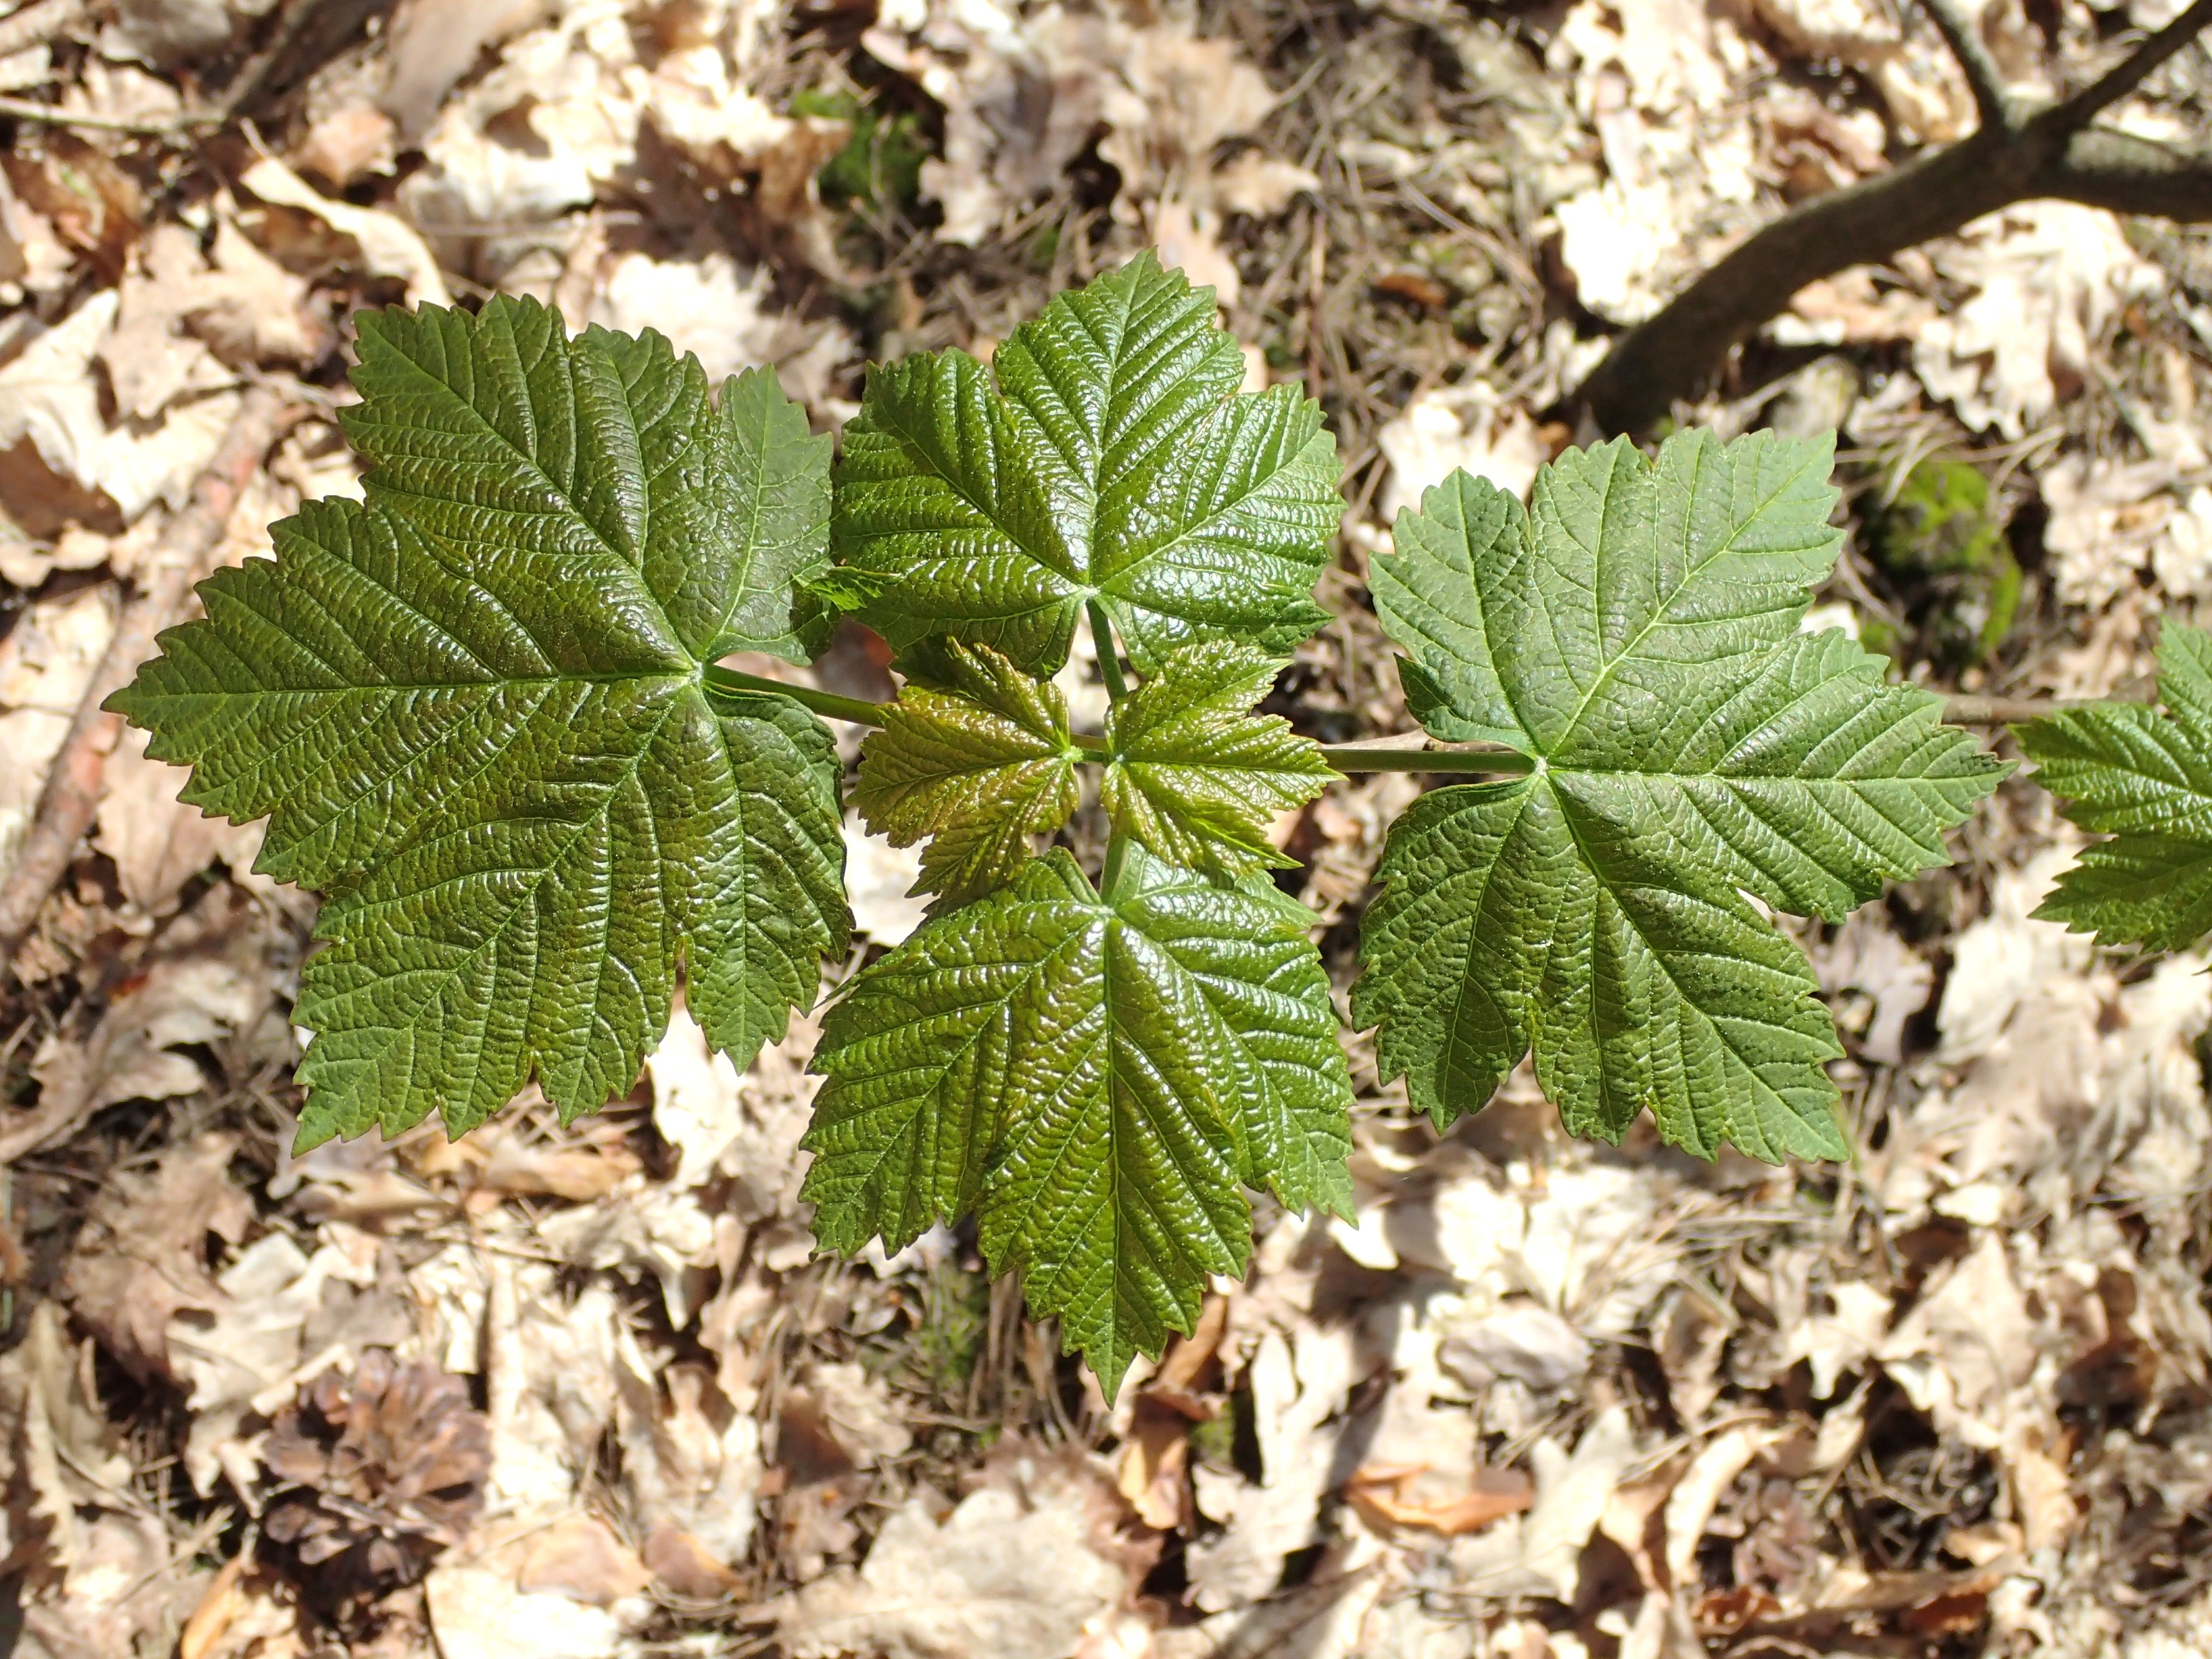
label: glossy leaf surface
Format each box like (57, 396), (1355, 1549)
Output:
(110, 297), (848, 1148)
(1357, 434), (2007, 1160)
(2016, 624), (2212, 951)
(802, 845), (1352, 1394)
(832, 254), (1340, 676)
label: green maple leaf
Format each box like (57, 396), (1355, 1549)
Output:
(1101, 640), (1337, 875)
(109, 297), (848, 1147)
(802, 844), (1353, 1394)
(2016, 624), (2212, 951)
(854, 640), (1083, 907)
(832, 253), (1341, 677)
(1355, 435), (2007, 1161)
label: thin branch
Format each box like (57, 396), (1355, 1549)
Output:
(1570, 0), (2212, 431)
(2042, 0), (2212, 134)
(1918, 0), (2009, 132)
(0, 94), (218, 135)
(2047, 126), (2212, 218)
(0, 385), (301, 981)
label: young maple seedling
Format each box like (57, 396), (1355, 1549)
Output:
(112, 256), (2011, 1393)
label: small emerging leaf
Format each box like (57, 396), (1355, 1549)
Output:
(855, 640), (1082, 906)
(1357, 433), (2008, 1162)
(832, 254), (1341, 676)
(1101, 640), (1336, 875)
(109, 298), (848, 1147)
(802, 844), (1353, 1395)
(2016, 624), (2212, 951)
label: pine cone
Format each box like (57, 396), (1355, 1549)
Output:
(262, 1350), (490, 1596)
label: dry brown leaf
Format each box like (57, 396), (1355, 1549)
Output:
(778, 1449), (1133, 1659)
(292, 103), (398, 189)
(95, 721), (264, 915)
(30, 882), (275, 1122)
(171, 1227), (410, 1498)
(642, 1521), (744, 1599)
(59, 1131), (251, 1383)
(1377, 382), (1550, 520)
(378, 0), (549, 140)
(425, 1517), (648, 1659)
(1445, 1405), (1640, 1604)
(96, 224), (222, 422)
(516, 1514), (652, 1607)
(1345, 1464), (1532, 1536)
(241, 156), (449, 309)
(0, 288), (239, 523)
(1116, 1403), (1190, 1531)
(188, 216), (323, 367)
(1915, 202), (2165, 442)
(0, 1300), (135, 1582)
(1811, 909), (1932, 1067)
(1186, 1322), (1357, 1610)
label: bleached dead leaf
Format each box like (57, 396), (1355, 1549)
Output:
(0, 1301), (135, 1582)
(242, 156), (449, 308)
(0, 289), (240, 522)
(613, 1344), (763, 1574)
(1377, 382), (1549, 520)
(169, 1229), (393, 1498)
(1446, 1405), (1640, 1602)
(867, 0), (1306, 252)
(1551, 0), (1764, 325)
(2039, 451), (2212, 609)
(1812, 909), (1933, 1066)
(426, 1517), (652, 1659)
(95, 722), (264, 915)
(0, 582), (116, 877)
(1187, 1321), (1358, 1610)
(779, 1449), (1132, 1659)
(845, 814), (928, 945)
(1915, 202), (2164, 442)
(30, 883), (274, 1121)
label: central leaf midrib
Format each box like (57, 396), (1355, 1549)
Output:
(320, 685), (696, 1107)
(851, 914), (1099, 1208)
(369, 330), (693, 661)
(1554, 785), (1828, 1148)
(1546, 445), (1824, 757)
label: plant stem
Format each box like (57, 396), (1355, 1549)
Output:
(1101, 830), (1133, 895)
(704, 665), (2082, 772)
(1323, 743), (1537, 775)
(702, 665), (895, 728)
(1086, 601), (1131, 702)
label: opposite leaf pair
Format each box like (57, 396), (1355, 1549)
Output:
(109, 256), (2037, 1395)
(855, 637), (1335, 906)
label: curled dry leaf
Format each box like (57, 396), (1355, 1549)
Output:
(0, 288), (239, 523)
(240, 156), (450, 309)
(59, 1130), (252, 1384)
(778, 1448), (1133, 1659)
(262, 1350), (492, 1595)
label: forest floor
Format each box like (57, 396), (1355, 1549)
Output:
(3, 1), (2212, 1656)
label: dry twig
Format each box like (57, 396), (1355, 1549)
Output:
(0, 384), (299, 1000)
(1574, 0), (2212, 432)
